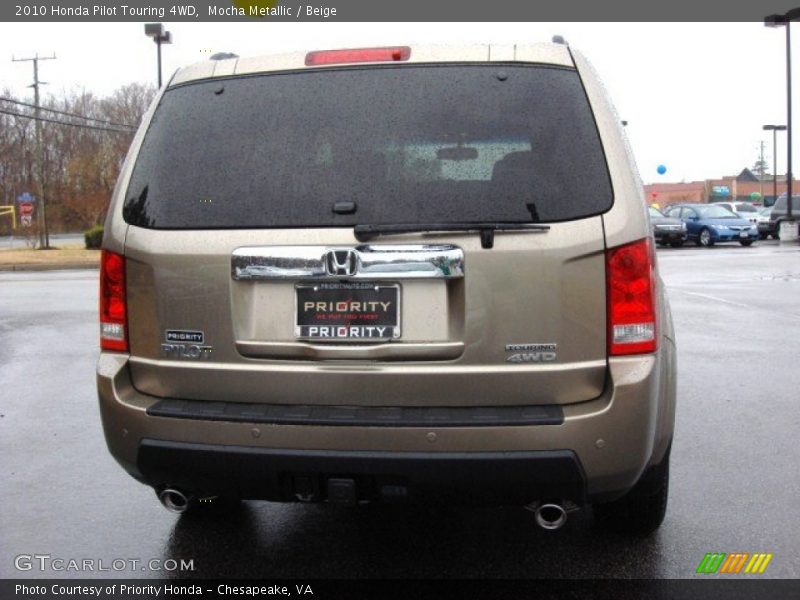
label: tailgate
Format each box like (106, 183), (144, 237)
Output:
(124, 219), (607, 407)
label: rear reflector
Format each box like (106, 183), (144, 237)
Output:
(606, 238), (657, 356)
(100, 249), (128, 352)
(305, 46), (411, 66)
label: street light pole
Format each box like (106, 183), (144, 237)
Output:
(788, 19), (793, 219)
(157, 35), (162, 87)
(763, 125), (787, 205)
(766, 9), (799, 225)
(144, 23), (172, 88)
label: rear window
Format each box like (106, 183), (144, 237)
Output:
(124, 64), (613, 229)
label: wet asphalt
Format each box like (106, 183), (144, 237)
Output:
(1, 240), (799, 579)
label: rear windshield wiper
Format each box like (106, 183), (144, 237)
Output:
(353, 222), (551, 249)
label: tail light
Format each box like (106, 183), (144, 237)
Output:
(305, 46), (411, 66)
(100, 249), (128, 352)
(606, 238), (657, 356)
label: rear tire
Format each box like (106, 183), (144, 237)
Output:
(669, 240), (684, 248)
(593, 449), (670, 535)
(740, 240), (753, 247)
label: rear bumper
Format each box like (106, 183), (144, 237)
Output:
(712, 231), (758, 242)
(97, 345), (676, 505)
(138, 440), (586, 505)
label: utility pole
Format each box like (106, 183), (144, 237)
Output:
(759, 140), (766, 199)
(12, 53), (56, 249)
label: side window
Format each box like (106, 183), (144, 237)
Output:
(666, 206), (681, 218)
(682, 208), (697, 219)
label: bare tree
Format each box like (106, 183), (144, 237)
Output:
(0, 83), (156, 235)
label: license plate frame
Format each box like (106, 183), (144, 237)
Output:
(295, 282), (401, 342)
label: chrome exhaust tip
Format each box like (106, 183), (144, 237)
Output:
(535, 503), (568, 530)
(158, 488), (191, 514)
(529, 502), (569, 530)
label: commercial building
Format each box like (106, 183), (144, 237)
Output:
(645, 169), (797, 208)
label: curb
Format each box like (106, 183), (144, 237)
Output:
(0, 262), (99, 272)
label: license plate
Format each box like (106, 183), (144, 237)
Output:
(296, 282), (400, 341)
(739, 231), (748, 238)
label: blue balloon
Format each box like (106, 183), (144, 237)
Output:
(657, 165), (667, 175)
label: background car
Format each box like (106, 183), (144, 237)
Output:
(648, 206), (687, 247)
(666, 203), (758, 247)
(768, 193), (800, 239)
(713, 201), (760, 226)
(756, 206), (777, 239)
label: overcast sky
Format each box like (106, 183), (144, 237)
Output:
(0, 22), (797, 184)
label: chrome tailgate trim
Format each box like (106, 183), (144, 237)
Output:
(231, 244), (464, 280)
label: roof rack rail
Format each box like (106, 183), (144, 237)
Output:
(210, 52), (239, 61)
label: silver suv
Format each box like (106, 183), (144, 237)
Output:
(97, 43), (677, 534)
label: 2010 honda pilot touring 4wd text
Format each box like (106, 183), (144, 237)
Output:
(97, 42), (677, 534)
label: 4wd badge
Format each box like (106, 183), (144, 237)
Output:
(505, 343), (557, 363)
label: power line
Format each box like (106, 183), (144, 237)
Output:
(0, 96), (135, 130)
(0, 107), (132, 134)
(0, 107), (135, 134)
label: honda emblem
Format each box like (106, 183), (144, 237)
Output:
(325, 249), (358, 276)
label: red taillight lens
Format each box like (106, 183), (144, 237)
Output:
(100, 249), (128, 352)
(606, 238), (657, 356)
(305, 46), (411, 66)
